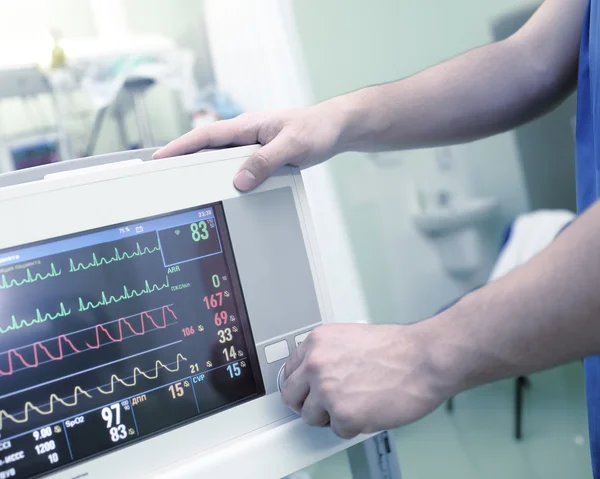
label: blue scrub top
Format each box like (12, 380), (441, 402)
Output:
(577, 0), (600, 476)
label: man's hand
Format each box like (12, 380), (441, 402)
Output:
(281, 323), (448, 439)
(153, 103), (345, 191)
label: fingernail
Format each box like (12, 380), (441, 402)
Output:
(234, 170), (256, 190)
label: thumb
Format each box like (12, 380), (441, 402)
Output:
(234, 134), (302, 191)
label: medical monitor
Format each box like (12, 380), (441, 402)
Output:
(0, 146), (354, 479)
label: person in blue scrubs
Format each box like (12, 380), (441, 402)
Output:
(157, 0), (600, 474)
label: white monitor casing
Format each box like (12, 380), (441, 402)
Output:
(0, 146), (370, 479)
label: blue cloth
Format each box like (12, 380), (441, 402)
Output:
(577, 1), (600, 476)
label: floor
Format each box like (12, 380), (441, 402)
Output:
(304, 362), (592, 479)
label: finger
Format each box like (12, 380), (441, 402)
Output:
(153, 117), (258, 159)
(300, 392), (330, 427)
(330, 417), (361, 440)
(281, 366), (310, 414)
(233, 132), (304, 191)
(284, 341), (307, 381)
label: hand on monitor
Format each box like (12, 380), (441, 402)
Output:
(153, 104), (344, 191)
(280, 323), (449, 439)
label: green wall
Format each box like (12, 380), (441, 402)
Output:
(291, 0), (538, 323)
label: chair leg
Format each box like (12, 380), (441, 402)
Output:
(515, 376), (529, 440)
(446, 397), (454, 413)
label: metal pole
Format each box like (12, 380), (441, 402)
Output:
(131, 89), (155, 148)
(347, 431), (403, 479)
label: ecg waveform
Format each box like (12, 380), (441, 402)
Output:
(69, 243), (161, 273)
(78, 276), (171, 312)
(0, 303), (72, 335)
(0, 354), (187, 430)
(0, 263), (62, 290)
(0, 305), (178, 376)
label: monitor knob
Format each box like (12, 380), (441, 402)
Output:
(277, 364), (286, 393)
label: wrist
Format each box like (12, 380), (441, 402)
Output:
(318, 90), (371, 155)
(410, 308), (471, 400)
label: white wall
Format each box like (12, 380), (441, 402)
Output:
(291, 0), (536, 323)
(120, 0), (214, 146)
(0, 0), (97, 39)
(122, 0), (214, 89)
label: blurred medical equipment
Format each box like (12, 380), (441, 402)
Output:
(190, 86), (243, 129)
(9, 134), (60, 170)
(0, 64), (72, 168)
(443, 209), (575, 439)
(0, 33), (205, 166)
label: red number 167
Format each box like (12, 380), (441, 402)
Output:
(203, 293), (223, 310)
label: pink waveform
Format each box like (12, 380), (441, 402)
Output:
(0, 305), (177, 376)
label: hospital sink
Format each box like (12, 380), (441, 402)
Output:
(412, 197), (499, 276)
(413, 197), (499, 237)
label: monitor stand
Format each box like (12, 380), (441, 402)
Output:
(348, 431), (403, 479)
(288, 430), (402, 479)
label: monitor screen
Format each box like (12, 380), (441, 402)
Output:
(0, 203), (265, 479)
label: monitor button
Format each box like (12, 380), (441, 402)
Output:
(265, 340), (290, 364)
(294, 332), (310, 347)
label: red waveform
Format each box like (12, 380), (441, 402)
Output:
(0, 305), (177, 376)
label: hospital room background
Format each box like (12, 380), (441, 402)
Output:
(0, 0), (588, 478)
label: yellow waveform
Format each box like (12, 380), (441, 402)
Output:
(0, 387), (91, 431)
(97, 354), (187, 394)
(0, 353), (187, 430)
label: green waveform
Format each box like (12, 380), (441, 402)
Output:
(78, 276), (170, 312)
(0, 303), (72, 334)
(69, 243), (161, 273)
(0, 263), (62, 290)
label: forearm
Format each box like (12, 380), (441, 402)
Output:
(333, 42), (569, 151)
(421, 200), (600, 398)
(326, 0), (584, 153)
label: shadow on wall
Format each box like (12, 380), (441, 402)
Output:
(492, 6), (577, 212)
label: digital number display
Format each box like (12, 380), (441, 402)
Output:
(0, 204), (264, 478)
